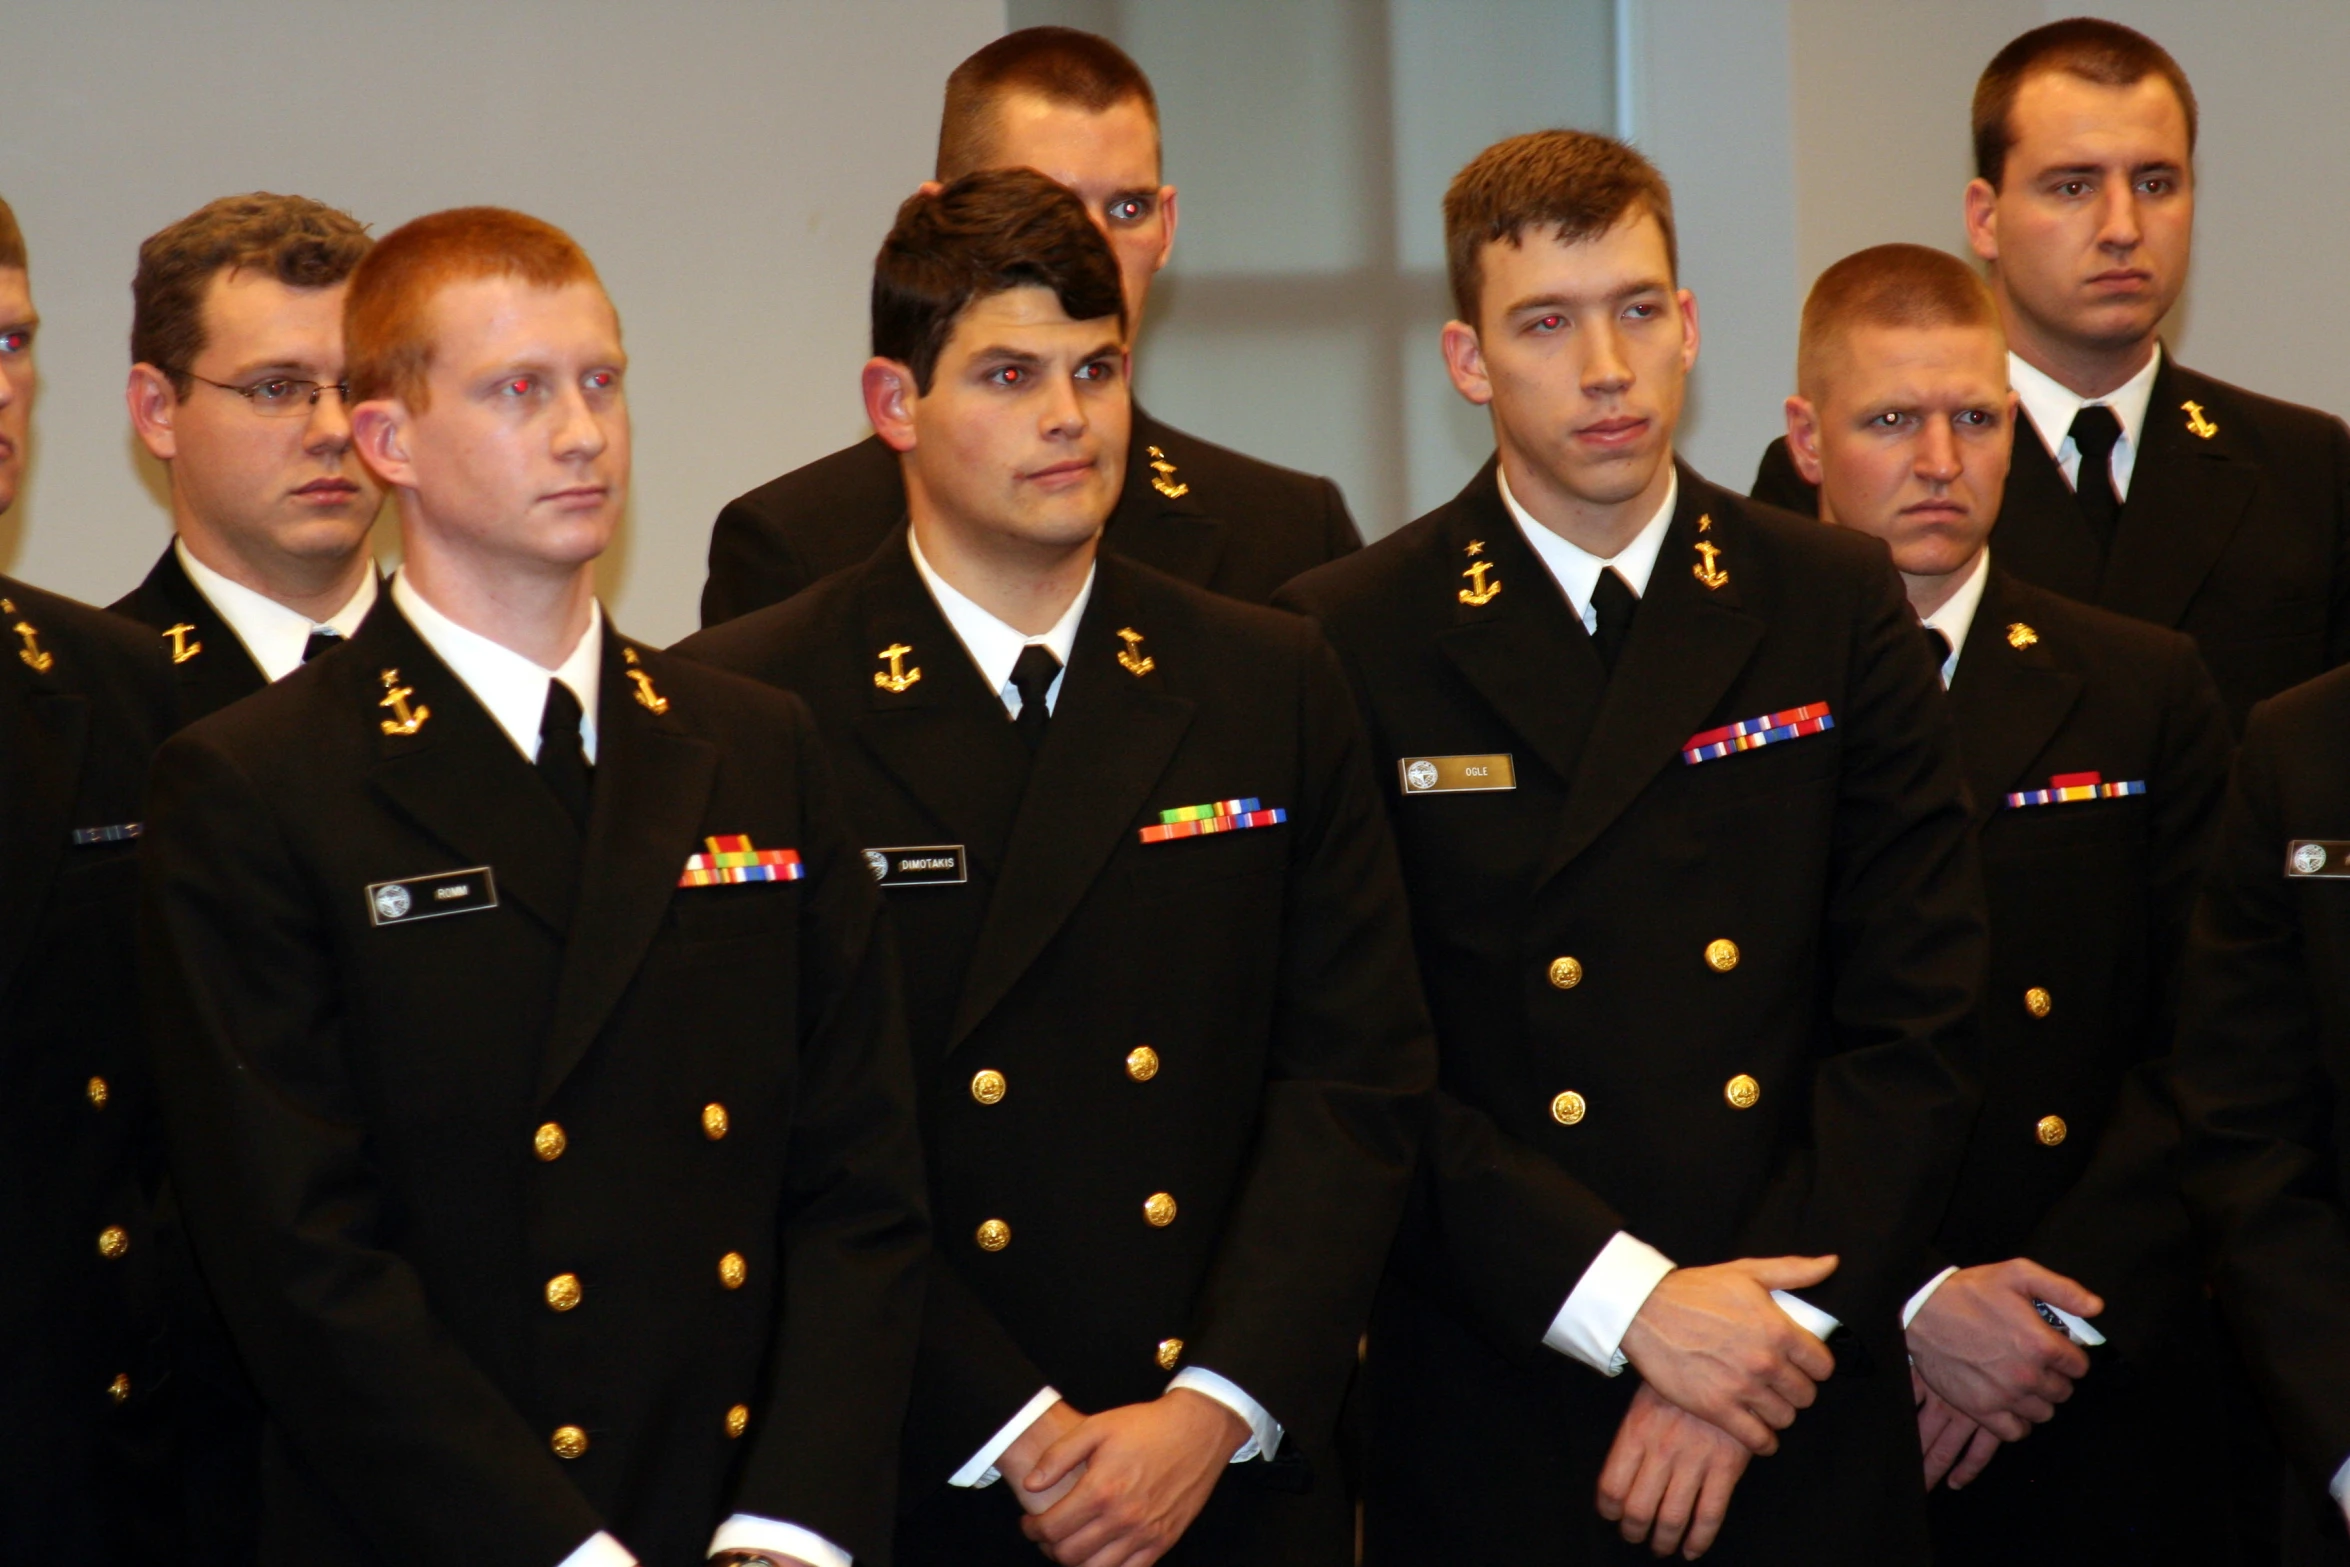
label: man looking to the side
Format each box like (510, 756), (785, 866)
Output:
(700, 25), (1360, 625)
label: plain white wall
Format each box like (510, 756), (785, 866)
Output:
(0, 0), (1001, 645)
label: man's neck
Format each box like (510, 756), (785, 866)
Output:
(1995, 286), (2159, 401)
(398, 529), (596, 670)
(1901, 547), (1986, 622)
(1496, 440), (1676, 560)
(907, 505), (1097, 638)
(174, 513), (371, 623)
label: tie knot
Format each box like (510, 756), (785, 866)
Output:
(1009, 643), (1062, 712)
(1923, 624), (1953, 669)
(301, 628), (343, 664)
(2068, 403), (2123, 461)
(540, 678), (585, 742)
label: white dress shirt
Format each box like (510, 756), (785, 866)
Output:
(908, 530), (1284, 1486)
(1496, 463), (1844, 1367)
(397, 573), (851, 1567)
(178, 538), (376, 683)
(2009, 346), (2162, 503)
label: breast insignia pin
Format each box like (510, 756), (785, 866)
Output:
(874, 643), (922, 694)
(377, 668), (430, 736)
(2182, 400), (2219, 440)
(1116, 626), (1156, 676)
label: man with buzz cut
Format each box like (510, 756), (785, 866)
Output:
(141, 206), (930, 1567)
(1753, 18), (2350, 734)
(678, 167), (1433, 1567)
(1277, 132), (1986, 1565)
(1785, 241), (2236, 1566)
(112, 192), (384, 722)
(699, 25), (1361, 626)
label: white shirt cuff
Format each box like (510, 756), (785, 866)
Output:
(949, 1385), (1064, 1488)
(1543, 1231), (1677, 1374)
(559, 1533), (636, 1567)
(706, 1516), (852, 1567)
(1168, 1365), (1284, 1462)
(1902, 1265), (1960, 1329)
(2331, 1450), (2350, 1514)
(1769, 1289), (1841, 1341)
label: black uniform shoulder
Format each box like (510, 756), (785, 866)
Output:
(1992, 572), (2203, 673)
(1273, 484), (1462, 637)
(674, 560), (862, 686)
(2242, 661), (2350, 755)
(1117, 552), (1331, 669)
(1144, 416), (1341, 512)
(2172, 360), (2350, 457)
(623, 631), (822, 740)
(1749, 435), (1821, 515)
(722, 434), (902, 530)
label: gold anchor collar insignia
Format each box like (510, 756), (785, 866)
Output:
(1692, 535), (1729, 591)
(377, 667), (430, 735)
(2182, 399), (2219, 440)
(1458, 538), (1501, 606)
(2007, 622), (2039, 650)
(621, 646), (668, 713)
(163, 623), (203, 664)
(1146, 445), (1190, 500)
(1116, 626), (1155, 676)
(874, 642), (921, 694)
(9, 602), (53, 673)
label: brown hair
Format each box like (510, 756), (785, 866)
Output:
(1443, 129), (1677, 325)
(1797, 244), (2001, 400)
(872, 167), (1125, 395)
(131, 193), (371, 392)
(1974, 18), (2198, 188)
(0, 196), (25, 273)
(344, 207), (605, 410)
(937, 26), (1159, 181)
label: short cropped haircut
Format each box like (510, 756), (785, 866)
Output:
(1974, 18), (2198, 187)
(1796, 244), (2002, 401)
(871, 167), (1126, 395)
(131, 193), (371, 393)
(344, 207), (605, 411)
(0, 196), (25, 273)
(937, 27), (1159, 182)
(1443, 129), (1677, 326)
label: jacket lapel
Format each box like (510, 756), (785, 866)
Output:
(135, 546), (270, 716)
(948, 561), (1195, 1049)
(0, 663), (84, 1004)
(1947, 569), (2081, 821)
(537, 630), (718, 1099)
(1989, 413), (2106, 604)
(1101, 408), (1227, 588)
(2096, 359), (2262, 627)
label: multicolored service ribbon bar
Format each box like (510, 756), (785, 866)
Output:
(678, 833), (805, 887)
(2005, 771), (2146, 809)
(1681, 703), (1836, 766)
(1139, 797), (1288, 845)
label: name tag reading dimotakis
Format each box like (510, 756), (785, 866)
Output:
(1399, 754), (1517, 795)
(863, 845), (969, 888)
(368, 867), (498, 926)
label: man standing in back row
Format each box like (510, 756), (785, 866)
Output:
(700, 26), (1361, 625)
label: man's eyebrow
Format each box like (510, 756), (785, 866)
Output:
(1103, 186), (1158, 206)
(968, 345), (1047, 367)
(0, 314), (37, 336)
(221, 357), (326, 378)
(1500, 279), (1670, 315)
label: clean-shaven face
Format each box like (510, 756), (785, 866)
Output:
(986, 93), (1173, 331)
(0, 268), (35, 514)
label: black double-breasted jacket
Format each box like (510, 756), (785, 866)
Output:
(140, 600), (929, 1567)
(0, 576), (176, 1557)
(678, 538), (1434, 1564)
(698, 408), (1362, 626)
(1277, 462), (1985, 1565)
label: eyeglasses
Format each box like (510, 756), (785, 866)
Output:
(178, 370), (352, 417)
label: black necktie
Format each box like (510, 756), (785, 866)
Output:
(1923, 624), (1953, 680)
(1590, 567), (1638, 672)
(2067, 404), (2124, 552)
(301, 628), (342, 663)
(537, 680), (592, 830)
(1009, 644), (1062, 754)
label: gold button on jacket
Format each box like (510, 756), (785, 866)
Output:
(718, 1251), (748, 1289)
(86, 1076), (109, 1110)
(971, 1069), (1007, 1105)
(96, 1225), (129, 1260)
(1547, 956), (1584, 990)
(1126, 1046), (1161, 1082)
(2036, 1115), (2068, 1147)
(1550, 1090), (1587, 1126)
(1724, 1074), (1761, 1110)
(701, 1102), (730, 1141)
(2024, 986), (2053, 1018)
(546, 1273), (582, 1312)
(1143, 1192), (1179, 1228)
(725, 1403), (751, 1439)
(1705, 939), (1740, 973)
(550, 1425), (590, 1460)
(976, 1219), (1012, 1252)
(1156, 1338), (1185, 1371)
(533, 1122), (567, 1162)
(108, 1373), (131, 1405)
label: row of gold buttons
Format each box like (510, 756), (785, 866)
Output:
(1548, 940), (1743, 994)
(969, 1046), (1161, 1106)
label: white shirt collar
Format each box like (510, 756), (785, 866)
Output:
(390, 570), (603, 764)
(176, 538), (377, 684)
(1919, 547), (1991, 689)
(908, 529), (1094, 720)
(2008, 345), (2162, 502)
(1498, 462), (1679, 635)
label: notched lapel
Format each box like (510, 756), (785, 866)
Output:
(0, 681), (86, 1002)
(2098, 365), (2261, 626)
(1948, 579), (2082, 818)
(1107, 415), (1227, 587)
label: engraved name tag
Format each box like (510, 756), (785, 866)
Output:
(2287, 840), (2350, 879)
(368, 867), (498, 926)
(863, 844), (969, 888)
(1399, 754), (1517, 794)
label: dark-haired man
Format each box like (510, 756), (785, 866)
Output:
(699, 26), (1360, 626)
(1754, 18), (2350, 733)
(1278, 132), (1984, 1564)
(112, 192), (383, 723)
(1786, 241), (2234, 1566)
(0, 193), (184, 1561)
(679, 167), (1432, 1567)
(142, 206), (929, 1567)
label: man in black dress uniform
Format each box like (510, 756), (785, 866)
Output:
(0, 194), (182, 1560)
(111, 193), (383, 722)
(1278, 132), (1986, 1565)
(1753, 19), (2350, 732)
(699, 27), (1360, 626)
(679, 169), (1432, 1567)
(141, 207), (929, 1567)
(1784, 242), (2235, 1564)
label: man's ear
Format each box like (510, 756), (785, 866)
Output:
(1963, 179), (2000, 265)
(1154, 184), (1179, 275)
(863, 358), (920, 453)
(126, 364), (181, 462)
(1440, 319), (1493, 408)
(1785, 394), (1828, 492)
(349, 398), (418, 492)
(1677, 288), (1701, 373)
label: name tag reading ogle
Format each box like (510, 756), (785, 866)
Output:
(1399, 754), (1516, 795)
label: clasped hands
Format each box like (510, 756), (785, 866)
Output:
(1906, 1257), (2101, 1491)
(997, 1388), (1249, 1567)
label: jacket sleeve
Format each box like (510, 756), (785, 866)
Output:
(731, 702), (932, 1559)
(702, 493), (813, 630)
(141, 733), (607, 1566)
(2170, 696), (2350, 1491)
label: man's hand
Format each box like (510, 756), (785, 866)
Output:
(1018, 1389), (1249, 1567)
(1596, 1381), (1751, 1560)
(1002, 1398), (1089, 1515)
(1911, 1363), (2002, 1491)
(1619, 1256), (1839, 1455)
(1906, 1258), (2099, 1439)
